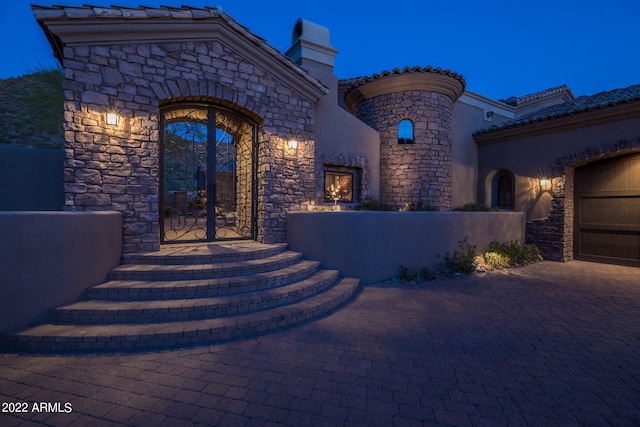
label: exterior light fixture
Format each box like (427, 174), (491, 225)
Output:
(106, 113), (120, 126)
(539, 178), (552, 191)
(287, 139), (298, 150)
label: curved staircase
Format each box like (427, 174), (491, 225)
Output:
(3, 242), (359, 351)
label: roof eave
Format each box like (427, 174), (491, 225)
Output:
(473, 100), (640, 145)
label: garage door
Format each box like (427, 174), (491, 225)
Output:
(574, 153), (640, 267)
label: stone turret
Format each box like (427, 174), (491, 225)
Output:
(344, 67), (465, 210)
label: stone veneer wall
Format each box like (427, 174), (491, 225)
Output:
(62, 40), (317, 252)
(525, 177), (568, 261)
(234, 121), (254, 238)
(351, 91), (454, 209)
(315, 152), (370, 206)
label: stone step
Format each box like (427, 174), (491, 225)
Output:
(53, 270), (340, 323)
(122, 242), (288, 265)
(88, 260), (321, 300)
(109, 251), (303, 281)
(6, 278), (360, 351)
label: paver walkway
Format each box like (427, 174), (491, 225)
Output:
(1, 260), (639, 426)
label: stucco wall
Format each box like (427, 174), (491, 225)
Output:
(0, 211), (122, 333)
(451, 95), (513, 208)
(305, 61), (381, 201)
(476, 113), (640, 261)
(477, 116), (640, 220)
(287, 211), (525, 283)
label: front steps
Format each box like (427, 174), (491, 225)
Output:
(2, 242), (359, 351)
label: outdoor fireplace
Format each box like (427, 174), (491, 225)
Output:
(324, 166), (360, 204)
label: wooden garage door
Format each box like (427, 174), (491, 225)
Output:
(574, 153), (640, 267)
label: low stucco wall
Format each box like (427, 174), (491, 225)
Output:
(0, 212), (122, 333)
(287, 211), (525, 283)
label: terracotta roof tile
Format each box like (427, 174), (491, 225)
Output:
(498, 84), (574, 107)
(474, 83), (640, 136)
(343, 65), (466, 94)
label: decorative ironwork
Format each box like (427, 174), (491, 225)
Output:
(160, 105), (256, 243)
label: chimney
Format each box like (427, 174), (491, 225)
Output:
(285, 18), (338, 76)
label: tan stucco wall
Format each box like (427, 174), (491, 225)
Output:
(287, 211), (525, 283)
(0, 212), (122, 333)
(303, 59), (381, 200)
(451, 99), (513, 208)
(477, 116), (640, 220)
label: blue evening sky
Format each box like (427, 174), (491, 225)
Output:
(2, 0), (638, 100)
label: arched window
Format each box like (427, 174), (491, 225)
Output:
(492, 171), (514, 209)
(398, 119), (414, 144)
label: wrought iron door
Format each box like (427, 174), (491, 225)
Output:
(160, 105), (257, 243)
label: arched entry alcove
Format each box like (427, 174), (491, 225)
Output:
(160, 103), (257, 243)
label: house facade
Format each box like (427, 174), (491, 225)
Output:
(33, 5), (640, 267)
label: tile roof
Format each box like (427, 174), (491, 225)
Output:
(498, 84), (574, 107)
(474, 83), (640, 136)
(343, 65), (466, 94)
(32, 4), (227, 21)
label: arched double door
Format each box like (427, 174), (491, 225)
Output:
(160, 104), (257, 243)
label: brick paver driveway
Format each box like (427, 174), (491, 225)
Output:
(1, 260), (639, 426)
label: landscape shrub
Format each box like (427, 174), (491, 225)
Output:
(401, 201), (439, 212)
(398, 265), (437, 283)
(359, 197), (395, 211)
(484, 240), (542, 268)
(396, 238), (542, 283)
(444, 237), (478, 274)
(452, 203), (494, 211)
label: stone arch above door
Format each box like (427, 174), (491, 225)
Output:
(153, 86), (269, 124)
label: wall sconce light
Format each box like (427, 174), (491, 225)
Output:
(539, 178), (552, 191)
(287, 139), (298, 150)
(106, 112), (120, 127)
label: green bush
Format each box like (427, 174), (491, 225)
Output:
(453, 203), (494, 211)
(402, 201), (439, 212)
(359, 196), (395, 211)
(399, 265), (418, 282)
(479, 240), (542, 270)
(444, 237), (478, 274)
(483, 251), (511, 269)
(395, 239), (541, 284)
(398, 265), (437, 283)
(486, 240), (541, 267)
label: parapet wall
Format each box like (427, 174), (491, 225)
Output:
(287, 211), (525, 283)
(0, 211), (122, 333)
